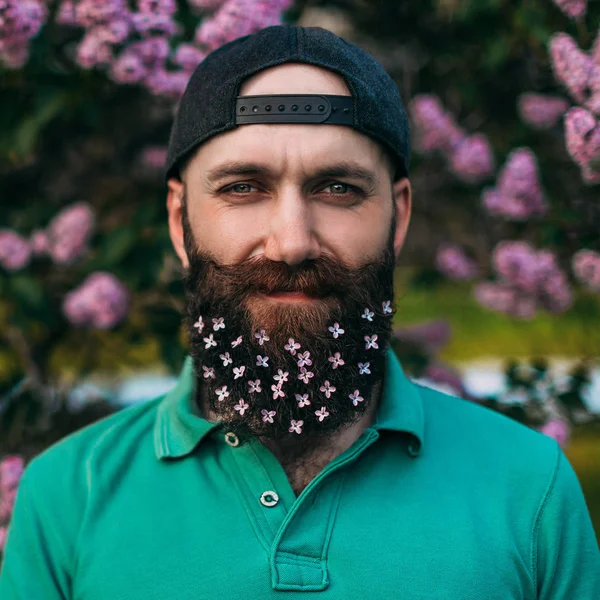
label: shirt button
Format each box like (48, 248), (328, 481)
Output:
(260, 491), (279, 507)
(224, 432), (240, 447)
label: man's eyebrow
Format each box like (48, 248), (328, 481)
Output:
(205, 160), (380, 188)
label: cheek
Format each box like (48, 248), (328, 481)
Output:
(190, 201), (269, 262)
(315, 204), (391, 265)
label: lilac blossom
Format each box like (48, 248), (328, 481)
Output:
(139, 145), (168, 169)
(76, 30), (113, 68)
(0, 455), (24, 539)
(435, 244), (479, 280)
(475, 242), (573, 318)
(131, 11), (178, 37)
(409, 94), (464, 154)
(0, 456), (24, 491)
(0, 229), (32, 271)
(63, 272), (130, 329)
(57, 0), (77, 26)
(110, 49), (148, 83)
(517, 93), (569, 130)
(94, 18), (132, 45)
(188, 0), (227, 13)
(537, 418), (571, 448)
(410, 95), (494, 184)
(572, 249), (600, 291)
(75, 0), (128, 28)
(195, 0), (292, 52)
(549, 33), (595, 104)
(29, 229), (49, 255)
(551, 0), (587, 19)
(482, 148), (547, 220)
(0, 0), (47, 68)
(564, 107), (600, 182)
(137, 0), (178, 16)
(449, 134), (495, 183)
(47, 202), (95, 265)
(173, 43), (206, 70)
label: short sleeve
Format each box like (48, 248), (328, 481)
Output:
(0, 461), (72, 599)
(534, 442), (600, 599)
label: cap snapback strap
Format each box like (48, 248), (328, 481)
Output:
(235, 94), (353, 125)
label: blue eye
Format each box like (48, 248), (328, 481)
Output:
(229, 183), (255, 193)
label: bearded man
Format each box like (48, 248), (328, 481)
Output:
(1, 24), (598, 600)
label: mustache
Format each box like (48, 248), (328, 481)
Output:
(185, 251), (389, 302)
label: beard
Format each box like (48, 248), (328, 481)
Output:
(182, 206), (397, 452)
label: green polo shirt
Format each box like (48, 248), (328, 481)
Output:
(1, 349), (598, 599)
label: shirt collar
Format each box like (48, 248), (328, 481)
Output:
(154, 348), (425, 460)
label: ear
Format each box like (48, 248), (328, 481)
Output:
(166, 178), (189, 269)
(391, 177), (412, 260)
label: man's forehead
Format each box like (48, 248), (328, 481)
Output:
(239, 62), (352, 97)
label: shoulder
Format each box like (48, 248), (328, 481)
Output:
(414, 381), (561, 484)
(23, 394), (165, 492)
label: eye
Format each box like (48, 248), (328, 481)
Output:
(326, 182), (352, 194)
(225, 183), (257, 194)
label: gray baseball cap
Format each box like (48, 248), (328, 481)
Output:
(165, 24), (411, 181)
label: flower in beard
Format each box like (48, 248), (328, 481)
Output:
(296, 393), (311, 407)
(298, 368), (314, 384)
(315, 406), (330, 422)
(234, 399), (249, 416)
(182, 203), (396, 451)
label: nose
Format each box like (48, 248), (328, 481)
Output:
(263, 190), (320, 266)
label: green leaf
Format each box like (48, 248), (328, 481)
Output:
(9, 276), (44, 311)
(101, 228), (136, 266)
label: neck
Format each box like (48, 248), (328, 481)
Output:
(199, 378), (383, 496)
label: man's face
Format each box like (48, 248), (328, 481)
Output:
(167, 63), (411, 447)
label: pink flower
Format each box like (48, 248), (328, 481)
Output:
(482, 148), (547, 220)
(76, 31), (113, 69)
(75, 0), (127, 28)
(94, 18), (131, 45)
(172, 43), (206, 70)
(188, 0), (227, 13)
(517, 93), (569, 130)
(0, 455), (24, 491)
(538, 418), (571, 448)
(409, 95), (464, 154)
(139, 145), (167, 169)
(435, 244), (479, 280)
(449, 134), (495, 183)
(0, 229), (32, 271)
(572, 249), (600, 291)
(551, 0), (587, 19)
(57, 0), (77, 26)
(110, 49), (147, 83)
(47, 202), (95, 264)
(565, 107), (600, 181)
(549, 33), (594, 103)
(131, 11), (178, 37)
(63, 272), (129, 329)
(138, 0), (177, 16)
(477, 243), (572, 317)
(475, 282), (523, 316)
(29, 229), (49, 255)
(492, 241), (539, 291)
